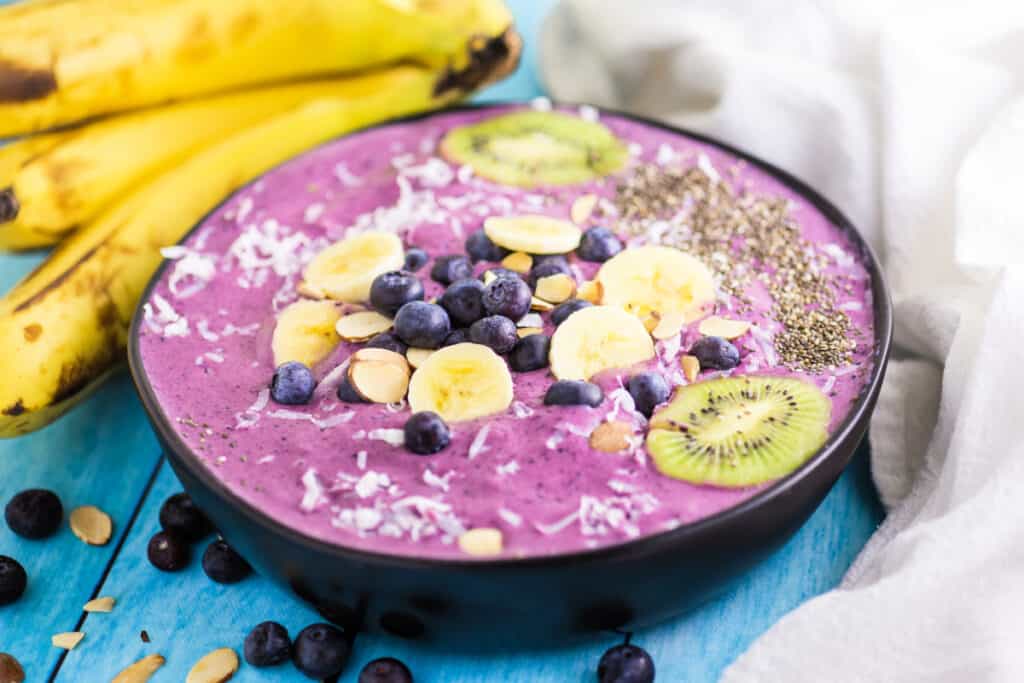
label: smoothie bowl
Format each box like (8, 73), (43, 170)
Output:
(128, 103), (891, 644)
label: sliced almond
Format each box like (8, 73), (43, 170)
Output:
(500, 251), (533, 274)
(482, 270), (499, 285)
(83, 596), (115, 613)
(348, 359), (410, 404)
(296, 281), (326, 300)
(0, 653), (24, 683)
(530, 296), (554, 312)
(335, 311), (393, 342)
(535, 273), (576, 304)
(458, 528), (503, 557)
(577, 279), (603, 304)
(651, 311), (687, 340)
(516, 312), (543, 328)
(352, 347), (409, 372)
(186, 648), (239, 683)
(52, 632), (85, 650)
(69, 506), (112, 546)
(517, 327), (543, 338)
(641, 311), (661, 333)
(570, 193), (599, 225)
(681, 355), (700, 382)
(406, 348), (434, 369)
(697, 316), (751, 340)
(113, 654), (165, 683)
(589, 421), (634, 453)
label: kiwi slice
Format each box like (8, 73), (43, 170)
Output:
(646, 376), (831, 488)
(440, 110), (628, 187)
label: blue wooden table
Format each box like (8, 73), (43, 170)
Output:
(0, 2), (883, 680)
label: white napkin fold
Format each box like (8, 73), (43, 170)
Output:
(541, 1), (1024, 680)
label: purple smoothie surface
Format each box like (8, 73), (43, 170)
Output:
(137, 105), (875, 560)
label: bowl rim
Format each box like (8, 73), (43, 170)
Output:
(128, 101), (893, 571)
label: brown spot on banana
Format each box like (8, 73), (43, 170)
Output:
(230, 10), (262, 43)
(0, 59), (57, 102)
(12, 243), (102, 313)
(23, 323), (42, 342)
(2, 400), (25, 417)
(0, 188), (19, 222)
(433, 28), (522, 97)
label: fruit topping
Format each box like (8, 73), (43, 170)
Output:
(147, 531), (190, 572)
(293, 623), (351, 680)
(403, 411), (451, 455)
(301, 232), (404, 302)
(500, 251), (533, 274)
(270, 362), (316, 405)
(647, 376), (831, 487)
(527, 258), (571, 289)
(482, 273), (533, 320)
(407, 343), (513, 422)
(484, 214), (582, 254)
(534, 273), (576, 304)
(393, 302), (451, 349)
(627, 372), (670, 418)
(403, 247), (429, 272)
(458, 527), (503, 557)
(570, 193), (599, 225)
(551, 299), (593, 326)
(430, 254), (473, 285)
(597, 643), (655, 683)
(405, 348), (434, 369)
(597, 245), (715, 323)
(465, 230), (509, 263)
(689, 336), (740, 371)
(5, 489), (62, 539)
(469, 315), (518, 354)
(271, 300), (342, 369)
(439, 278), (487, 327)
(365, 332), (409, 355)
(441, 329), (469, 347)
(358, 657), (413, 683)
(589, 421), (635, 453)
(335, 311), (394, 343)
(159, 493), (213, 543)
(201, 539), (252, 584)
(244, 621), (291, 667)
(549, 306), (654, 381)
(697, 315), (752, 340)
(544, 380), (604, 408)
(369, 271), (424, 317)
(576, 226), (623, 263)
(0, 556), (27, 606)
(508, 333), (550, 372)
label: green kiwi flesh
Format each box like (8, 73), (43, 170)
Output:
(646, 376), (831, 488)
(439, 110), (629, 187)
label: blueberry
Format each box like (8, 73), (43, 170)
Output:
(365, 332), (409, 355)
(576, 227), (623, 263)
(465, 231), (508, 263)
(482, 275), (532, 320)
(158, 493), (212, 543)
(469, 315), (518, 354)
(527, 260), (572, 289)
(544, 380), (604, 407)
(271, 362), (316, 405)
(403, 247), (429, 272)
(293, 623), (351, 680)
(439, 278), (486, 327)
(442, 328), (469, 347)
(393, 302), (451, 349)
(532, 254), (570, 270)
(404, 411), (451, 455)
(202, 539), (252, 584)
(5, 489), (62, 539)
(359, 657), (414, 683)
(369, 271), (424, 316)
(479, 267), (523, 283)
(147, 531), (191, 572)
(336, 376), (368, 404)
(509, 333), (550, 372)
(551, 299), (593, 326)
(245, 621), (292, 667)
(627, 372), (670, 418)
(430, 254), (473, 285)
(0, 556), (27, 606)
(690, 336), (740, 370)
(597, 643), (655, 683)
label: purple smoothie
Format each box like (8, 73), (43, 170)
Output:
(137, 105), (874, 560)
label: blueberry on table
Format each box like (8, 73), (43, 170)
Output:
(439, 278), (486, 327)
(359, 657), (414, 683)
(147, 531), (191, 572)
(5, 488), (62, 539)
(337, 376), (368, 404)
(369, 270), (424, 317)
(482, 274), (532, 320)
(544, 380), (604, 407)
(627, 372), (670, 418)
(403, 247), (429, 272)
(202, 539), (252, 584)
(528, 259), (572, 289)
(244, 621), (292, 667)
(365, 332), (409, 355)
(690, 335), (740, 370)
(469, 315), (518, 354)
(158, 492), (212, 543)
(394, 302), (451, 349)
(509, 333), (551, 372)
(441, 328), (469, 347)
(576, 227), (623, 263)
(597, 643), (655, 683)
(0, 555), (27, 606)
(430, 254), (473, 285)
(465, 230), (508, 263)
(551, 299), (592, 326)
(271, 362), (316, 405)
(404, 411), (451, 455)
(293, 623), (351, 680)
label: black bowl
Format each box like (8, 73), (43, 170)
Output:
(128, 103), (892, 647)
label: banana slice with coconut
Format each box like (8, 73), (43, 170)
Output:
(407, 342), (513, 422)
(549, 305), (654, 380)
(301, 231), (404, 302)
(271, 300), (344, 368)
(596, 245), (716, 325)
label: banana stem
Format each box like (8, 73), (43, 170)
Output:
(0, 188), (18, 222)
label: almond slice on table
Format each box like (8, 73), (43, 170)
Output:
(458, 528), (503, 557)
(650, 311), (687, 340)
(534, 273), (576, 304)
(113, 654), (165, 683)
(186, 648), (239, 683)
(51, 632), (85, 650)
(681, 355), (700, 382)
(83, 596), (115, 613)
(335, 311), (393, 342)
(589, 421), (635, 453)
(406, 348), (434, 369)
(500, 251), (533, 274)
(69, 506), (112, 545)
(0, 653), (25, 683)
(697, 316), (751, 340)
(571, 193), (599, 225)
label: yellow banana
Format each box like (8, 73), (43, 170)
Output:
(0, 40), (519, 437)
(0, 76), (454, 250)
(0, 0), (513, 135)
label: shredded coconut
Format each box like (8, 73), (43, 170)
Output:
(367, 428), (405, 447)
(300, 469), (326, 512)
(422, 469), (454, 492)
(467, 424), (491, 460)
(498, 508), (523, 527)
(496, 461), (520, 476)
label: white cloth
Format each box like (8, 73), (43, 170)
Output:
(541, 2), (1024, 680)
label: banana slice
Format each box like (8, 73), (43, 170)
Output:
(597, 245), (715, 322)
(407, 343), (513, 422)
(483, 215), (582, 254)
(549, 305), (655, 380)
(301, 231), (403, 302)
(271, 300), (343, 368)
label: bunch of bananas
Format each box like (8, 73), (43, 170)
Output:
(0, 0), (519, 437)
